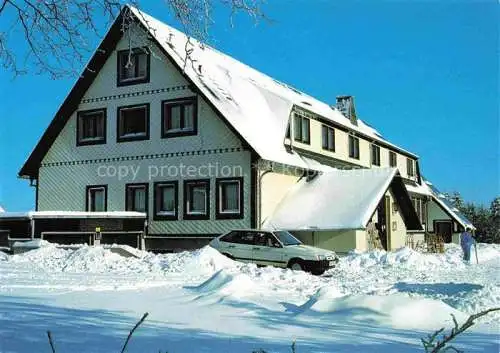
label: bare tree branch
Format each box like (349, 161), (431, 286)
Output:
(0, 0), (268, 79)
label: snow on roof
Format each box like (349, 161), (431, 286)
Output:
(263, 168), (398, 231)
(130, 7), (417, 168)
(0, 211), (146, 220)
(405, 182), (432, 196)
(423, 181), (475, 229)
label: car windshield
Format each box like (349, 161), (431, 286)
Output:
(273, 231), (302, 246)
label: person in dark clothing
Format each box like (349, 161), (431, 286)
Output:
(460, 227), (476, 262)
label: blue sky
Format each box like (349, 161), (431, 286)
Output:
(0, 0), (498, 211)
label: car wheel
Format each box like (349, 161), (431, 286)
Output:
(221, 253), (234, 260)
(288, 259), (304, 272)
(311, 269), (325, 276)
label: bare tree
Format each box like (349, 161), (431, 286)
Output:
(0, 0), (267, 79)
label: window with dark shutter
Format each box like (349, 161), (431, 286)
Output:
(349, 135), (360, 159)
(126, 183), (148, 213)
(216, 178), (243, 219)
(117, 48), (150, 86)
(321, 125), (335, 152)
(86, 185), (107, 212)
(371, 145), (381, 166)
(184, 180), (209, 220)
(117, 104), (149, 142)
(162, 98), (197, 138)
(77, 109), (106, 146)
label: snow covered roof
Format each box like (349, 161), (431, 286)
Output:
(405, 182), (432, 196)
(424, 181), (475, 230)
(0, 211), (146, 220)
(263, 168), (420, 231)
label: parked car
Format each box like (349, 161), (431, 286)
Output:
(209, 229), (339, 275)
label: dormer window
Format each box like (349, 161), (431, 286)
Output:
(348, 135), (360, 159)
(293, 113), (310, 144)
(117, 48), (150, 86)
(407, 158), (415, 177)
(371, 144), (381, 166)
(321, 125), (335, 152)
(389, 151), (397, 167)
(77, 109), (106, 146)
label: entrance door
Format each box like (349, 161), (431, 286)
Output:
(435, 221), (453, 243)
(376, 196), (392, 250)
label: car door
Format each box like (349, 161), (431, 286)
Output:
(252, 232), (287, 268)
(220, 231), (255, 263)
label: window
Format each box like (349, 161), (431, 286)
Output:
(162, 98), (197, 138)
(274, 231), (302, 246)
(321, 125), (335, 152)
(348, 135), (360, 159)
(389, 151), (397, 167)
(77, 109), (106, 146)
(371, 144), (381, 166)
(86, 185), (107, 212)
(184, 179), (210, 220)
(293, 113), (310, 144)
(117, 104), (149, 142)
(153, 181), (178, 220)
(117, 48), (150, 86)
(412, 197), (425, 224)
(126, 183), (148, 213)
(407, 158), (415, 177)
(216, 177), (243, 219)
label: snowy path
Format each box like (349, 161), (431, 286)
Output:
(0, 244), (499, 352)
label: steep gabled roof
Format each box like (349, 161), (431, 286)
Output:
(263, 168), (422, 231)
(19, 5), (418, 178)
(425, 180), (476, 230)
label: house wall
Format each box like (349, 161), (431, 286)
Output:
(38, 32), (253, 242)
(427, 199), (461, 244)
(259, 171), (301, 227)
(386, 189), (407, 250)
(293, 230), (359, 254)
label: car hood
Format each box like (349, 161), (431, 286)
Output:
(285, 244), (337, 259)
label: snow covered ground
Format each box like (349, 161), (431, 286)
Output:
(0, 242), (498, 352)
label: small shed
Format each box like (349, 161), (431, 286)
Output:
(0, 211), (146, 248)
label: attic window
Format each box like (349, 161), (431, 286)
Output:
(117, 48), (150, 86)
(77, 109), (106, 146)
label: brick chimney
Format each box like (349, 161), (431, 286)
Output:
(336, 95), (357, 126)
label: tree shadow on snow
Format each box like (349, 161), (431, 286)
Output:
(0, 295), (325, 353)
(0, 294), (498, 353)
(393, 282), (483, 297)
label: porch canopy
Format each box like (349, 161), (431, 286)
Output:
(263, 167), (421, 231)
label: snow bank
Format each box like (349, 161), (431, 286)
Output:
(298, 292), (468, 330)
(193, 269), (255, 298)
(0, 251), (7, 261)
(8, 244), (237, 277)
(342, 247), (446, 270)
